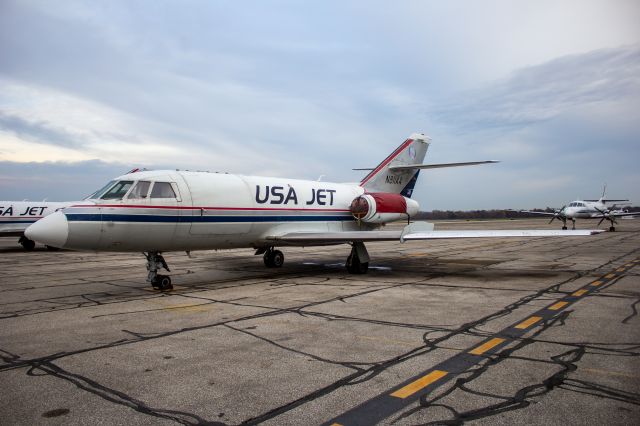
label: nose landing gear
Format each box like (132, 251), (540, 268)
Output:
(145, 251), (173, 291)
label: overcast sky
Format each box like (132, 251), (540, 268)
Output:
(1, 0), (639, 209)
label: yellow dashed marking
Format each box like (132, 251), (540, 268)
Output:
(515, 316), (542, 329)
(591, 280), (603, 287)
(330, 423), (343, 426)
(605, 273), (615, 279)
(616, 268), (625, 272)
(469, 338), (505, 355)
(390, 370), (448, 399)
(572, 289), (588, 297)
(548, 301), (569, 311)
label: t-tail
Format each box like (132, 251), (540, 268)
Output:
(358, 133), (498, 197)
(359, 133), (430, 197)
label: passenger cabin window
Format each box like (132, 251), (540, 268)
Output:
(150, 182), (176, 199)
(128, 181), (151, 199)
(101, 181), (133, 200)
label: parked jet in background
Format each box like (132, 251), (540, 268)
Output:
(522, 186), (635, 231)
(26, 133), (602, 290)
(0, 201), (74, 250)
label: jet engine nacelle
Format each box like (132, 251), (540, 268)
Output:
(350, 193), (420, 224)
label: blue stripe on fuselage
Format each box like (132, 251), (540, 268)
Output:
(66, 214), (353, 223)
(0, 220), (38, 224)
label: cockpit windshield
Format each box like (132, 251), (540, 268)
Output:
(86, 180), (116, 200)
(100, 181), (134, 200)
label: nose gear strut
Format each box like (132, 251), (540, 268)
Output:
(145, 251), (173, 291)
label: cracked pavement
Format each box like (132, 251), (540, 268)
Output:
(1, 218), (639, 425)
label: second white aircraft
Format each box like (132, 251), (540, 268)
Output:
(26, 133), (602, 290)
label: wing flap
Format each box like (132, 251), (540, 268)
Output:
(266, 226), (603, 244)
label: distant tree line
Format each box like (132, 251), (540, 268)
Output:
(414, 206), (640, 220)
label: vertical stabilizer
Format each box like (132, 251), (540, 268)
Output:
(360, 133), (430, 196)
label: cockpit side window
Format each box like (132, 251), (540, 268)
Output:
(101, 181), (134, 200)
(87, 180), (116, 200)
(150, 182), (177, 199)
(128, 181), (151, 199)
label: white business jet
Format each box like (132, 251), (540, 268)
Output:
(0, 201), (74, 250)
(25, 133), (601, 290)
(522, 186), (635, 231)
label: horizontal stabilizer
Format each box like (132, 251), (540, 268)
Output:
(388, 160), (499, 171)
(584, 199), (629, 202)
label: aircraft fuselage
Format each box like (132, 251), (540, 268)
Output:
(33, 170), (375, 252)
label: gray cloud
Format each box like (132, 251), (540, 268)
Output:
(433, 45), (640, 132)
(0, 159), (136, 201)
(0, 111), (83, 148)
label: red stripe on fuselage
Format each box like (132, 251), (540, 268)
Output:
(360, 139), (413, 186)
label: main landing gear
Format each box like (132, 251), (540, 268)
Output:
(145, 251), (173, 291)
(263, 247), (284, 268)
(346, 242), (369, 274)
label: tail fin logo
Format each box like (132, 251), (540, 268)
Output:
(408, 146), (416, 160)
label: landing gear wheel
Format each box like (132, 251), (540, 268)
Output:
(154, 275), (173, 291)
(562, 226), (567, 230)
(145, 251), (172, 289)
(263, 249), (284, 268)
(609, 226), (616, 232)
(19, 237), (35, 251)
(346, 253), (369, 274)
(271, 250), (284, 268)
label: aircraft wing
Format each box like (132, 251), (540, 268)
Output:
(592, 211), (638, 218)
(266, 225), (602, 245)
(518, 210), (558, 216)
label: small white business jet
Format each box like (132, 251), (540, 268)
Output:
(522, 186), (635, 231)
(0, 201), (74, 250)
(26, 133), (601, 290)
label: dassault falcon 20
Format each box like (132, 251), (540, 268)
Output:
(26, 133), (602, 290)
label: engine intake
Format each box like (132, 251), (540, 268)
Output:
(350, 193), (419, 223)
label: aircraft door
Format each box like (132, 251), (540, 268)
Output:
(184, 173), (252, 236)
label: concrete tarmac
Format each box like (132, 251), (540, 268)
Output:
(1, 218), (639, 425)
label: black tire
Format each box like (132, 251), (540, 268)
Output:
(346, 253), (368, 274)
(264, 251), (274, 267)
(20, 238), (35, 251)
(609, 226), (616, 232)
(158, 275), (173, 291)
(562, 226), (567, 230)
(271, 250), (284, 268)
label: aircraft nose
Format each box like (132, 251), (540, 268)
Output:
(24, 211), (69, 248)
